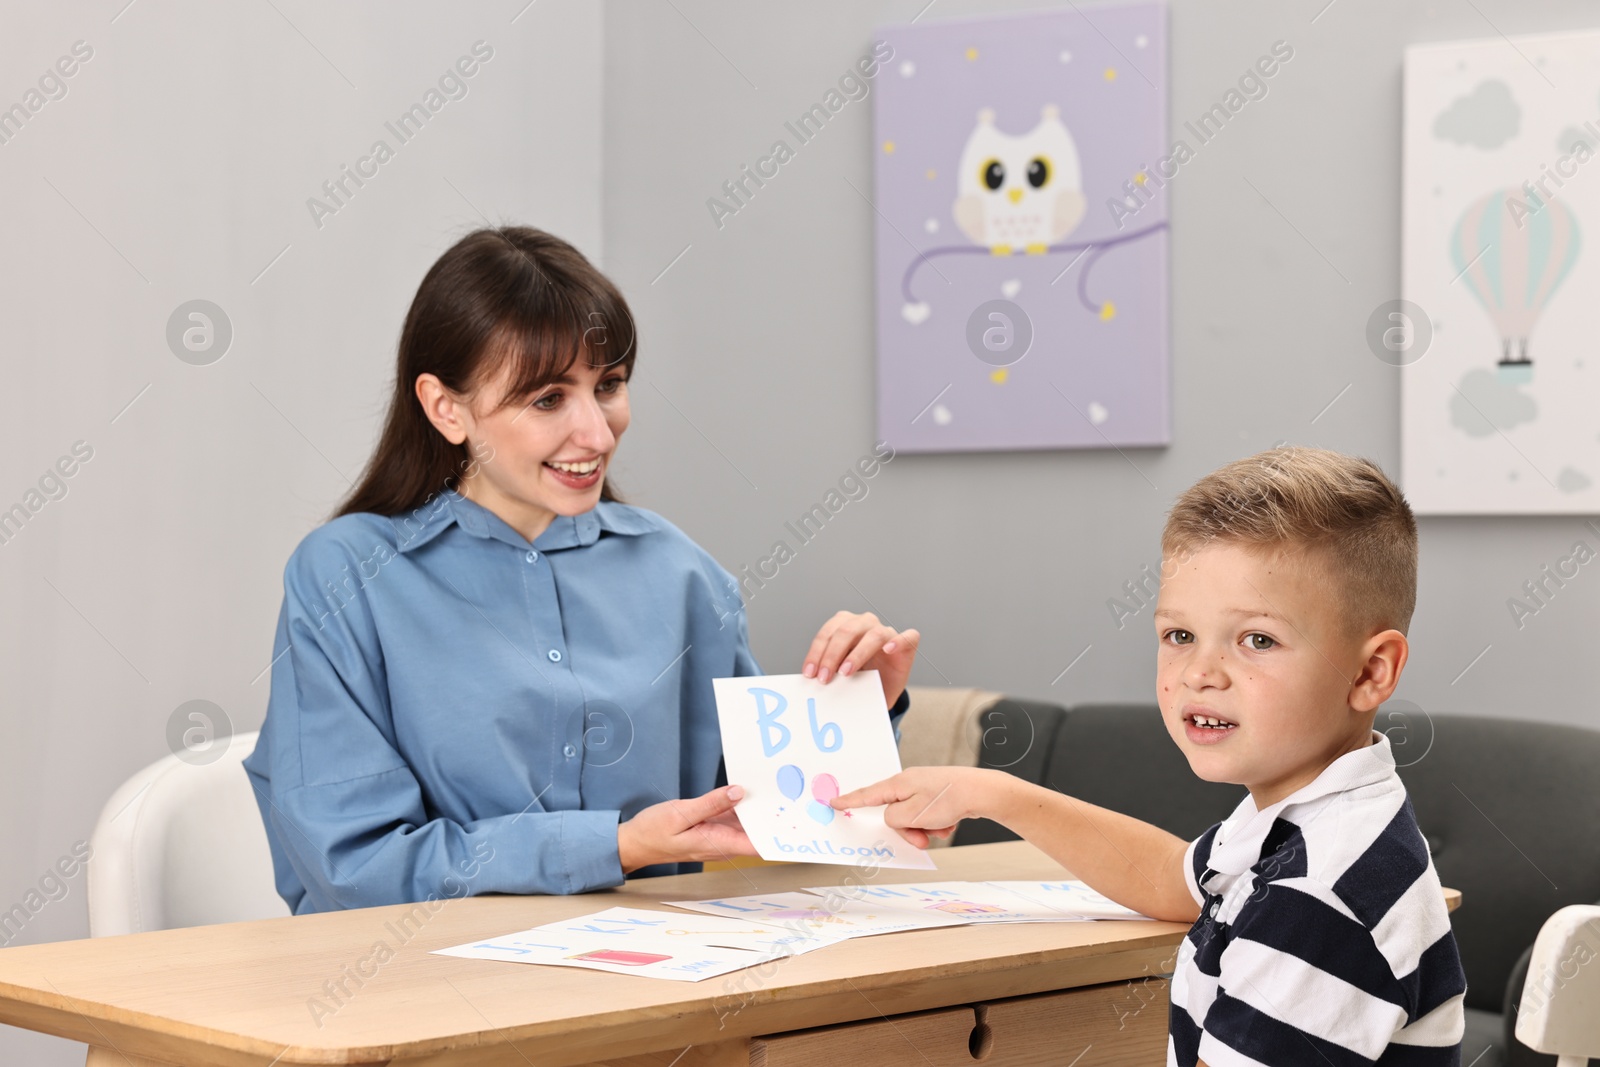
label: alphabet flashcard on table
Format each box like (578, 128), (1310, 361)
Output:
(712, 671), (935, 869)
(664, 890), (968, 940)
(798, 880), (1148, 922)
(981, 880), (1148, 920)
(431, 926), (775, 982)
(530, 906), (838, 957)
(799, 881), (1098, 923)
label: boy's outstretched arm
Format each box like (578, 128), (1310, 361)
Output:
(831, 766), (1202, 924)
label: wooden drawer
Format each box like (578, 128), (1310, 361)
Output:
(86, 981), (1169, 1067)
(748, 978), (1170, 1067)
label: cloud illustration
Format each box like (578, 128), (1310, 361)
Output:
(1556, 125), (1595, 157)
(1434, 80), (1520, 150)
(1449, 368), (1536, 438)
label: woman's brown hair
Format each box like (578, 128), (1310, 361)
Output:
(332, 226), (637, 521)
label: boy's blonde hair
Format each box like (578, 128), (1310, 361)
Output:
(1162, 446), (1418, 637)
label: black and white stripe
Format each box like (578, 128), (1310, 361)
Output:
(1166, 732), (1466, 1066)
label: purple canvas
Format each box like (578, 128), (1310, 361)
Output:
(872, 3), (1170, 452)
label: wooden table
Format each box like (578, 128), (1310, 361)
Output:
(0, 841), (1461, 1067)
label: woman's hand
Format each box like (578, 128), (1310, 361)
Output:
(830, 766), (1001, 849)
(616, 785), (758, 873)
(802, 611), (920, 708)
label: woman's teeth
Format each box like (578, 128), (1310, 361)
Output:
(546, 459), (600, 474)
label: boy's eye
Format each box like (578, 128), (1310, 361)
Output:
(1245, 633), (1276, 650)
(1163, 629), (1194, 646)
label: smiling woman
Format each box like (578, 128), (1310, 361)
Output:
(241, 226), (921, 914)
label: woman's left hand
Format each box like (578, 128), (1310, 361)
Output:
(802, 611), (920, 708)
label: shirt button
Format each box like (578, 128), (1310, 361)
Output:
(526, 551), (538, 563)
(563, 743), (577, 758)
(1209, 900), (1220, 918)
(548, 649), (562, 662)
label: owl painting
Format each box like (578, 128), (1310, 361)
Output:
(872, 4), (1170, 453)
(953, 104), (1086, 254)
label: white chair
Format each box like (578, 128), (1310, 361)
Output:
(87, 730), (289, 936)
(1514, 904), (1600, 1067)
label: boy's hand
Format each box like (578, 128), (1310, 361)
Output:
(830, 766), (997, 849)
(802, 611), (919, 709)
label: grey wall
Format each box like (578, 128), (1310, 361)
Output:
(0, 3), (601, 1063)
(2, 0), (1598, 1063)
(603, 0), (1600, 734)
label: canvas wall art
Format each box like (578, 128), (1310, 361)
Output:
(1403, 29), (1600, 513)
(872, 3), (1170, 453)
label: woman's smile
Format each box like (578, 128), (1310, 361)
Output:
(542, 455), (605, 490)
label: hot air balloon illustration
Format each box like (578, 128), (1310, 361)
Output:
(1450, 188), (1581, 384)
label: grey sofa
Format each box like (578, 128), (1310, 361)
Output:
(950, 701), (1600, 1067)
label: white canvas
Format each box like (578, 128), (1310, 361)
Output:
(1403, 29), (1600, 513)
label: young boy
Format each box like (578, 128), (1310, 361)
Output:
(831, 446), (1467, 1066)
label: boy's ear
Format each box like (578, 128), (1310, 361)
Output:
(1349, 630), (1408, 712)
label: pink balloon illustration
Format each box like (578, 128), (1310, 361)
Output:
(807, 773), (840, 825)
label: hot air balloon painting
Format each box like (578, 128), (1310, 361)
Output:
(1449, 189), (1581, 384)
(1401, 28), (1600, 514)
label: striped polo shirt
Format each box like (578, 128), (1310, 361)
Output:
(1168, 729), (1466, 1066)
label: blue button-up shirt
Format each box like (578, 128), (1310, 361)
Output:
(242, 489), (909, 914)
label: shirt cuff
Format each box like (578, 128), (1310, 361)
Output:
(888, 688), (911, 716)
(557, 808), (626, 894)
(888, 688), (910, 746)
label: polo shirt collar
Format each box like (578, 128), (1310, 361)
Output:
(1205, 729), (1395, 880)
(392, 488), (655, 554)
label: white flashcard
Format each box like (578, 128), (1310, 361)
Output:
(712, 671), (935, 870)
(529, 905), (837, 956)
(799, 880), (1097, 923)
(981, 880), (1149, 920)
(663, 890), (968, 940)
(431, 928), (773, 981)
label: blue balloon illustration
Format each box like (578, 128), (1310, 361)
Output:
(776, 763), (805, 801)
(807, 800), (835, 825)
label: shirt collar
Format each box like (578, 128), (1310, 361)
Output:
(392, 488), (656, 554)
(1204, 728), (1396, 880)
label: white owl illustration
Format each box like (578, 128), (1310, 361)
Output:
(953, 104), (1086, 254)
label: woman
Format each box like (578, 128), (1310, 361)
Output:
(242, 226), (919, 914)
